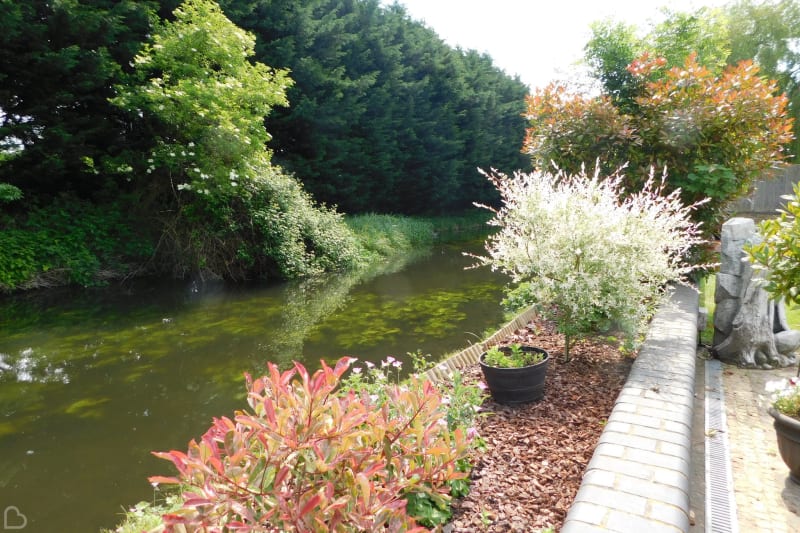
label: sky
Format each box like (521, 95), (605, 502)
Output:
(386, 0), (728, 90)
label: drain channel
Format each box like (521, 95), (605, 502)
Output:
(705, 358), (739, 533)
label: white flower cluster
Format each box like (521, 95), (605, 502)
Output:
(474, 165), (705, 347)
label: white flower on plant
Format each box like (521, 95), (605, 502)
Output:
(364, 361), (375, 369)
(766, 378), (792, 393)
(351, 367), (362, 375)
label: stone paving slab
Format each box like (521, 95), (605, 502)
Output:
(721, 364), (800, 533)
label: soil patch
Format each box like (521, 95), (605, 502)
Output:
(449, 319), (634, 532)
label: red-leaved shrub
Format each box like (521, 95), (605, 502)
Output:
(149, 357), (470, 532)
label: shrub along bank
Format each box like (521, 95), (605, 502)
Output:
(0, 203), (490, 293)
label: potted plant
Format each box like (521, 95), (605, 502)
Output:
(768, 377), (800, 483)
(479, 343), (549, 404)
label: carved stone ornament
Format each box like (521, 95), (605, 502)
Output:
(712, 218), (800, 368)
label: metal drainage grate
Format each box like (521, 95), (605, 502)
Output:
(705, 358), (739, 533)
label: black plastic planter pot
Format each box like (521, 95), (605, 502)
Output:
(479, 347), (549, 405)
(769, 407), (800, 484)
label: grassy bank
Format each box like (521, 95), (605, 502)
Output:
(346, 211), (492, 259)
(0, 203), (492, 294)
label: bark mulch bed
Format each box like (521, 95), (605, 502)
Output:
(448, 319), (634, 532)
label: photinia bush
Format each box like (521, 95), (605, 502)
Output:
(148, 357), (471, 532)
(523, 53), (794, 232)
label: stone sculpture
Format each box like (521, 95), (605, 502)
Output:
(713, 217), (800, 368)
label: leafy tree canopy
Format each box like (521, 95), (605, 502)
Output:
(585, 7), (729, 111)
(726, 0), (800, 155)
(110, 0), (361, 281)
(585, 1), (800, 154)
(524, 54), (794, 232)
(110, 0), (293, 195)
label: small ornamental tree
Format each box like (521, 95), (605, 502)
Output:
(746, 182), (800, 305)
(523, 53), (794, 232)
(471, 166), (705, 361)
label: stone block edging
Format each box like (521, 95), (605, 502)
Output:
(562, 284), (699, 533)
(420, 305), (539, 382)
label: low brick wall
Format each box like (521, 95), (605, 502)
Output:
(561, 284), (699, 532)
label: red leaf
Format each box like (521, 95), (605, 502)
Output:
(332, 356), (355, 378)
(184, 497), (213, 508)
(273, 466), (290, 488)
(298, 493), (322, 518)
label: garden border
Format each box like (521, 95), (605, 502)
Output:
(427, 285), (699, 532)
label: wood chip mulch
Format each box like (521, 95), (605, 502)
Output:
(447, 319), (634, 532)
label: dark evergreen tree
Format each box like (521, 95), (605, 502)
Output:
(220, 0), (529, 213)
(0, 0), (158, 197)
(2, 0), (529, 213)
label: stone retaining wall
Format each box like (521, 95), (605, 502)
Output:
(562, 284), (699, 532)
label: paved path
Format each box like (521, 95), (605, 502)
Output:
(692, 361), (800, 533)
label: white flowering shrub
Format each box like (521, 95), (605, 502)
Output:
(472, 166), (705, 360)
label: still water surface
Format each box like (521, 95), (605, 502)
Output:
(0, 241), (508, 532)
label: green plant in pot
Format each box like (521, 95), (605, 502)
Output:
(479, 343), (550, 404)
(767, 377), (800, 483)
(764, 375), (800, 484)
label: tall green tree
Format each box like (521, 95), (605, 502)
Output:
(112, 0), (361, 280)
(726, 0), (800, 155)
(650, 7), (730, 72)
(110, 0), (293, 194)
(585, 20), (643, 112)
(585, 7), (730, 111)
(219, 0), (529, 214)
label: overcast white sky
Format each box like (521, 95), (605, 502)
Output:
(386, 0), (728, 90)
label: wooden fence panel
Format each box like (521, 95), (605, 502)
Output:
(734, 165), (800, 213)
